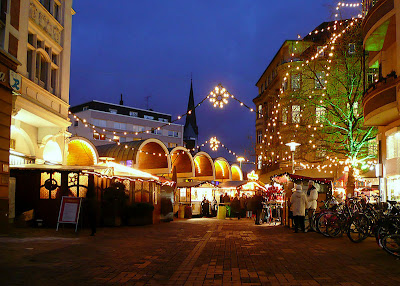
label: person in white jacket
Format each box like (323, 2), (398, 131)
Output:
(306, 180), (318, 231)
(290, 184), (307, 233)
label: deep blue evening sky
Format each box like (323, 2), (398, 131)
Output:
(69, 1), (338, 169)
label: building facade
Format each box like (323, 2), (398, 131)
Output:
(253, 23), (340, 181)
(9, 0), (74, 166)
(363, 0), (400, 201)
(0, 0), (21, 224)
(69, 100), (184, 148)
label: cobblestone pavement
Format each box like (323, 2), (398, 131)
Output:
(1, 218), (400, 285)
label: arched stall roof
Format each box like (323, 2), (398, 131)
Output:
(67, 137), (99, 166)
(169, 147), (194, 177)
(96, 139), (170, 174)
(214, 157), (231, 181)
(231, 164), (243, 181)
(193, 152), (215, 179)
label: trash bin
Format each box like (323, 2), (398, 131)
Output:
(217, 205), (226, 219)
(184, 205), (192, 218)
(178, 204), (185, 219)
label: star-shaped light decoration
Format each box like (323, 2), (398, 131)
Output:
(209, 137), (220, 151)
(209, 84), (230, 108)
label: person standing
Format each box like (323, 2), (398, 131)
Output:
(306, 180), (318, 231)
(239, 194), (246, 219)
(254, 192), (264, 225)
(290, 184), (307, 233)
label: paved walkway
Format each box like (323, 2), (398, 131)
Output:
(0, 218), (399, 285)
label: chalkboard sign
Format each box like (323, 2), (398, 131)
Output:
(56, 196), (82, 232)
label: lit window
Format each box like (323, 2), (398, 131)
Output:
(291, 74), (300, 90)
(282, 107), (287, 123)
(109, 109), (117, 114)
(315, 72), (325, 89)
(158, 118), (168, 123)
(129, 111), (138, 117)
(368, 140), (377, 156)
(82, 106), (88, 111)
(292, 105), (301, 123)
(258, 105), (263, 119)
(113, 136), (120, 143)
(257, 130), (262, 144)
(144, 115), (154, 120)
(316, 106), (326, 123)
(93, 133), (100, 140)
(347, 102), (359, 117)
(386, 132), (400, 159)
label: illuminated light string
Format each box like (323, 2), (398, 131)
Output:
(259, 15), (364, 170)
(82, 170), (175, 187)
(193, 138), (255, 164)
(335, 2), (362, 18)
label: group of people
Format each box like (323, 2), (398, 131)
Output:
(199, 191), (268, 225)
(290, 180), (318, 233)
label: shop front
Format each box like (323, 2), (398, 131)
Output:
(176, 181), (219, 217)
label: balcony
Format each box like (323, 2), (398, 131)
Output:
(363, 0), (394, 49)
(363, 74), (399, 126)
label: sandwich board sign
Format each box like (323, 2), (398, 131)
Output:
(56, 196), (82, 232)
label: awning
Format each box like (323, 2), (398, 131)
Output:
(177, 181), (218, 188)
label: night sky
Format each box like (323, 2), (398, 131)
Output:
(69, 1), (338, 170)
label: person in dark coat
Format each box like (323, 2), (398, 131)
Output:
(231, 195), (241, 220)
(254, 192), (264, 225)
(201, 197), (209, 217)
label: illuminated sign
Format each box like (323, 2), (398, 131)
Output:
(247, 170), (258, 181)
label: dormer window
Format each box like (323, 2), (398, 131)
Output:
(109, 109), (117, 114)
(129, 111), (138, 117)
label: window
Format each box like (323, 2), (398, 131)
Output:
(113, 136), (120, 143)
(36, 53), (48, 86)
(317, 46), (324, 57)
(92, 119), (107, 127)
(347, 102), (359, 117)
(168, 143), (178, 148)
(39, 0), (51, 12)
(348, 43), (356, 54)
(282, 107), (287, 123)
(114, 122), (126, 130)
(74, 121), (79, 127)
(257, 130), (262, 144)
(53, 2), (60, 21)
(129, 111), (138, 117)
(144, 115), (154, 120)
(158, 118), (168, 123)
(151, 128), (162, 135)
(291, 105), (301, 123)
(257, 155), (262, 170)
(82, 106), (88, 111)
(282, 80), (288, 92)
(291, 74), (300, 90)
(120, 137), (126, 143)
(261, 84), (264, 93)
(28, 33), (34, 46)
(109, 109), (117, 114)
(174, 131), (180, 138)
(367, 72), (376, 85)
(315, 72), (325, 89)
(51, 68), (57, 91)
(368, 140), (377, 156)
(386, 132), (400, 159)
(93, 133), (100, 140)
(168, 130), (180, 137)
(316, 106), (326, 123)
(52, 53), (58, 65)
(27, 50), (33, 77)
(258, 105), (263, 119)
(40, 172), (61, 199)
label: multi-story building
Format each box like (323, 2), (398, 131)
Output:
(0, 0), (22, 223)
(253, 22), (348, 182)
(9, 0), (74, 166)
(69, 100), (184, 148)
(363, 0), (400, 201)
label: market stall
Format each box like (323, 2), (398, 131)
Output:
(175, 181), (219, 217)
(271, 173), (332, 227)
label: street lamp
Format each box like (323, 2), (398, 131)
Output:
(237, 157), (245, 169)
(285, 141), (301, 174)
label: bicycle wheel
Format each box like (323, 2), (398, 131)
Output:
(347, 214), (370, 243)
(316, 212), (332, 237)
(326, 213), (343, 238)
(381, 234), (400, 258)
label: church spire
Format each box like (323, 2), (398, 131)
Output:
(183, 79), (198, 150)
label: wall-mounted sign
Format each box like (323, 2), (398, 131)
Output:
(10, 70), (21, 92)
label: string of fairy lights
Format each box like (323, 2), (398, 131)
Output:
(192, 137), (255, 164)
(258, 2), (370, 173)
